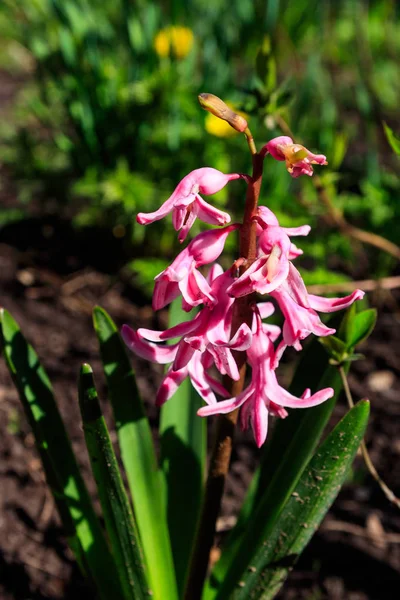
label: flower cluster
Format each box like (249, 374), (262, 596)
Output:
(123, 139), (364, 447)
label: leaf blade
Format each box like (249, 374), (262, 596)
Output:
(78, 364), (150, 600)
(0, 308), (123, 600)
(230, 400), (370, 600)
(93, 306), (178, 600)
(207, 324), (345, 598)
(160, 298), (206, 594)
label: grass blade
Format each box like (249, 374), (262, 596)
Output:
(93, 306), (178, 600)
(0, 308), (123, 600)
(228, 400), (370, 599)
(160, 298), (206, 594)
(78, 364), (150, 600)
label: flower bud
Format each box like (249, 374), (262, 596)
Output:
(198, 93), (248, 133)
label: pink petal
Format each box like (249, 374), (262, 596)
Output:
(121, 325), (178, 364)
(177, 208), (198, 243)
(308, 290), (365, 313)
(138, 312), (203, 342)
(252, 395), (269, 448)
(156, 366), (189, 406)
(207, 263), (224, 284)
(173, 340), (196, 371)
(263, 136), (293, 161)
(152, 276), (180, 311)
(179, 268), (215, 308)
(195, 195), (231, 226)
(203, 372), (230, 399)
(197, 384), (254, 416)
(257, 302), (275, 320)
(282, 225), (311, 237)
(189, 224), (239, 266)
(257, 205), (279, 227)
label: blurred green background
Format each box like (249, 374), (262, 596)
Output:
(0, 0), (399, 293)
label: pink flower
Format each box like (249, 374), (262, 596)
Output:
(198, 312), (334, 447)
(263, 136), (327, 178)
(122, 323), (230, 406)
(152, 224), (238, 310)
(134, 266), (253, 381)
(271, 263), (365, 350)
(228, 209), (310, 298)
(137, 167), (245, 242)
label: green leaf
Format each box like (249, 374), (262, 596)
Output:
(229, 400), (370, 600)
(255, 36), (277, 94)
(93, 306), (178, 600)
(319, 334), (347, 361)
(206, 321), (346, 599)
(78, 364), (150, 600)
(0, 309), (123, 600)
(346, 309), (377, 349)
(159, 298), (206, 595)
(383, 122), (400, 156)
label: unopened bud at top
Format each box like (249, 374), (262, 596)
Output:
(198, 93), (248, 133)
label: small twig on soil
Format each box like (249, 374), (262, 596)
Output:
(322, 519), (400, 544)
(307, 275), (400, 295)
(2, 549), (69, 580)
(274, 115), (400, 262)
(37, 489), (54, 527)
(338, 366), (400, 510)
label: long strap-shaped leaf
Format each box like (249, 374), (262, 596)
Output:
(93, 307), (178, 600)
(226, 399), (370, 599)
(159, 298), (206, 595)
(206, 332), (342, 598)
(78, 364), (150, 600)
(0, 309), (124, 600)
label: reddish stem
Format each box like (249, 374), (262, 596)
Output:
(183, 151), (264, 600)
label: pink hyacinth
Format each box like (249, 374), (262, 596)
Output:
(152, 224), (238, 310)
(137, 167), (246, 242)
(263, 136), (327, 177)
(271, 263), (365, 351)
(198, 312), (334, 447)
(228, 209), (310, 298)
(123, 265), (253, 386)
(123, 110), (367, 448)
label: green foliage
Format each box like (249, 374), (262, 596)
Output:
(0, 309), (124, 600)
(159, 298), (206, 594)
(383, 122), (400, 156)
(205, 313), (345, 599)
(1, 0), (399, 288)
(206, 305), (373, 599)
(225, 400), (370, 599)
(322, 304), (377, 365)
(93, 307), (178, 600)
(78, 363), (150, 599)
(1, 300), (373, 599)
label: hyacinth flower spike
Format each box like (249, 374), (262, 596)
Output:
(137, 167), (247, 242)
(198, 312), (334, 447)
(262, 135), (328, 178)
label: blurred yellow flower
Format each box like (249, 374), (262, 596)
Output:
(205, 103), (249, 138)
(154, 26), (194, 60)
